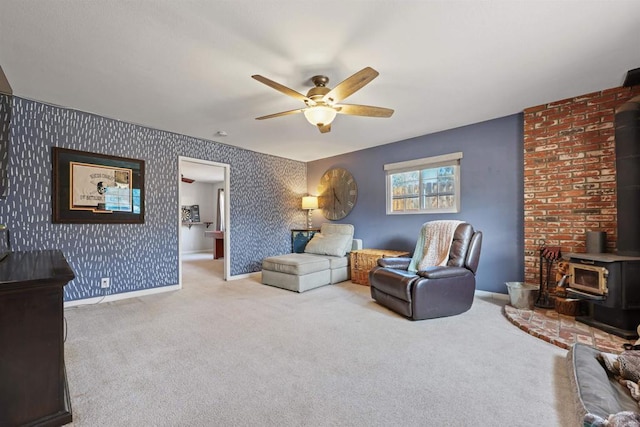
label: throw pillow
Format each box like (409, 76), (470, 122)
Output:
(320, 224), (355, 254)
(304, 233), (351, 257)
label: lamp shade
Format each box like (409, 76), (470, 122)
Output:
(303, 106), (337, 126)
(301, 196), (318, 210)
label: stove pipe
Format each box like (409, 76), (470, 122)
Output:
(615, 95), (640, 256)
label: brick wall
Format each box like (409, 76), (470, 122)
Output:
(523, 85), (640, 284)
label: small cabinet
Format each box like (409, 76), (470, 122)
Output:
(291, 228), (320, 253)
(0, 250), (75, 427)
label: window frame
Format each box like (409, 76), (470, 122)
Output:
(384, 152), (463, 215)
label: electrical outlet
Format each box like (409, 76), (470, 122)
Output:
(100, 277), (110, 288)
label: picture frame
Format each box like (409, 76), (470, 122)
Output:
(52, 147), (145, 223)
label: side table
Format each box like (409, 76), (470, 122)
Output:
(291, 228), (320, 253)
(204, 230), (224, 259)
(350, 249), (410, 286)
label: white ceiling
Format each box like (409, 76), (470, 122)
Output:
(1, 1), (639, 162)
(180, 160), (224, 184)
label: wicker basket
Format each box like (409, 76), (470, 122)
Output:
(350, 249), (410, 286)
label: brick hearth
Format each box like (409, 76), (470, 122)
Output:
(504, 305), (634, 354)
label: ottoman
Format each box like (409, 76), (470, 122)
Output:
(261, 253), (331, 292)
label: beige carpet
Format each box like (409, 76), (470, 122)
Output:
(63, 253), (575, 426)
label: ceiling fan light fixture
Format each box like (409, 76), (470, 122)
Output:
(303, 105), (337, 127)
(252, 67), (392, 134)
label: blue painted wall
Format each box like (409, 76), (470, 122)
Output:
(307, 114), (524, 293)
(0, 97), (307, 301)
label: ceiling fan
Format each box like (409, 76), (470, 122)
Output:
(251, 66), (394, 134)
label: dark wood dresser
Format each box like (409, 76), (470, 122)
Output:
(0, 250), (75, 426)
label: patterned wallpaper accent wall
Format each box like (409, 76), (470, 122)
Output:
(0, 97), (306, 301)
(0, 94), (10, 198)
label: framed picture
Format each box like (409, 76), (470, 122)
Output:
(52, 147), (145, 223)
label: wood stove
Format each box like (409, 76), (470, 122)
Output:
(567, 253), (640, 339)
(565, 95), (640, 339)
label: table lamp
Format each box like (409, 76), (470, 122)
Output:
(301, 196), (318, 229)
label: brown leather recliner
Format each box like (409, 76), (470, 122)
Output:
(369, 223), (482, 320)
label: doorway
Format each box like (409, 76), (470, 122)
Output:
(178, 157), (230, 285)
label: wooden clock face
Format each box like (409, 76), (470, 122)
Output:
(318, 168), (358, 220)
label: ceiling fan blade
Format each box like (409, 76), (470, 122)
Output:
(335, 104), (394, 118)
(255, 108), (304, 120)
(322, 67), (379, 104)
(252, 75), (315, 105)
(318, 123), (331, 133)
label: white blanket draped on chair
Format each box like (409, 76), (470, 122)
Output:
(408, 220), (463, 272)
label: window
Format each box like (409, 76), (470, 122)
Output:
(385, 152), (462, 214)
(216, 188), (225, 231)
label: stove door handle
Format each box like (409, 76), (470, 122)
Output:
(567, 288), (606, 301)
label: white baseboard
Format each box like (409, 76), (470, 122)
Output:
(64, 284), (181, 308)
(227, 271), (261, 281)
(475, 289), (509, 300)
(63, 280), (503, 307)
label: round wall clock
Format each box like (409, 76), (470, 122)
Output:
(318, 167), (358, 220)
